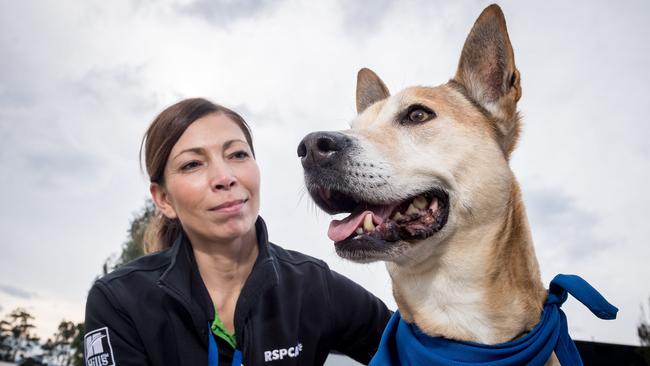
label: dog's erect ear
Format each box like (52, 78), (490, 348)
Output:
(356, 68), (390, 114)
(454, 4), (522, 157)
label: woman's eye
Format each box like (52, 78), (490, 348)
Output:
(180, 161), (201, 171)
(231, 151), (250, 160)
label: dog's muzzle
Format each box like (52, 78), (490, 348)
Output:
(298, 130), (450, 263)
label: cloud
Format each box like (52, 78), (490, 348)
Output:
(0, 0), (648, 346)
(523, 186), (613, 262)
(338, 0), (395, 35)
(175, 0), (276, 25)
(0, 285), (37, 300)
(67, 64), (158, 115)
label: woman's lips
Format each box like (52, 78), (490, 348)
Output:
(209, 199), (248, 213)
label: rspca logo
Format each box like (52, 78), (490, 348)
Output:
(84, 327), (116, 366)
(264, 342), (303, 362)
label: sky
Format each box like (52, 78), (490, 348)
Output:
(1, 0), (649, 359)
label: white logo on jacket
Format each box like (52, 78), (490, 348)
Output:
(84, 327), (116, 366)
(264, 342), (303, 362)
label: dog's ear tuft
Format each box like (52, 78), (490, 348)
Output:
(356, 68), (390, 114)
(454, 4), (522, 157)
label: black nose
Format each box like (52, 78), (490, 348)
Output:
(297, 132), (351, 167)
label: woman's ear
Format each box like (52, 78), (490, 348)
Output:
(150, 183), (178, 219)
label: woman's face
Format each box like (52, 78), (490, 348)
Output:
(152, 113), (260, 244)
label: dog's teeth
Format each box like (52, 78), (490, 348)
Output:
(406, 203), (419, 215)
(355, 227), (363, 235)
(363, 213), (375, 231)
(413, 196), (427, 210)
(392, 212), (404, 221)
(429, 198), (439, 212)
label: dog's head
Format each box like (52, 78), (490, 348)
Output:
(299, 5), (522, 265)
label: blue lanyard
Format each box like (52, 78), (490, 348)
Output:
(208, 323), (243, 366)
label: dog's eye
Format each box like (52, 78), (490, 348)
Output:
(403, 105), (436, 124)
(410, 109), (429, 122)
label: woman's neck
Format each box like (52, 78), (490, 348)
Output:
(190, 229), (259, 310)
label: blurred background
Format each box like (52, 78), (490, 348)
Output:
(1, 0), (649, 364)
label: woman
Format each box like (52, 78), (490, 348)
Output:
(84, 98), (391, 366)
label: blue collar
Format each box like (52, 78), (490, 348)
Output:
(369, 274), (618, 366)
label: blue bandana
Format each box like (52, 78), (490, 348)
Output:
(370, 274), (617, 366)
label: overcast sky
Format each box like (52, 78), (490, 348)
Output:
(1, 0), (649, 357)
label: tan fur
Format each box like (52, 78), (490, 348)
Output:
(454, 4), (522, 158)
(484, 180), (546, 339)
(306, 4), (559, 364)
(350, 3), (549, 348)
(356, 68), (390, 113)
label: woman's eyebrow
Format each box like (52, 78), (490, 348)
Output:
(172, 147), (204, 161)
(172, 139), (249, 161)
(223, 139), (248, 150)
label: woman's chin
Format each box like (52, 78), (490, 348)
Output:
(210, 219), (257, 242)
(183, 211), (258, 246)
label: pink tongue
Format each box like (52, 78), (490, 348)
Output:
(328, 211), (372, 242)
(327, 204), (398, 242)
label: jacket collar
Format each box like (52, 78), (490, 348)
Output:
(157, 216), (280, 342)
(234, 217), (280, 333)
(157, 228), (206, 339)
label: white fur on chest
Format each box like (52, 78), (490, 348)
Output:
(390, 265), (495, 343)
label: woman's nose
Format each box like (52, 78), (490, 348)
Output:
(209, 163), (237, 190)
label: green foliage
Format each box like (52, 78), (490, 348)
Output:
(0, 308), (40, 362)
(101, 199), (156, 275)
(0, 309), (84, 365)
(0, 318), (12, 360)
(639, 297), (650, 364)
(70, 323), (85, 366)
(41, 320), (84, 366)
(120, 199), (156, 266)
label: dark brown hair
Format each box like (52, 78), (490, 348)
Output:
(140, 98), (255, 253)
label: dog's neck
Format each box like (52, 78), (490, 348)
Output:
(387, 181), (547, 344)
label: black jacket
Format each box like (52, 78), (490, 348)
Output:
(84, 217), (391, 365)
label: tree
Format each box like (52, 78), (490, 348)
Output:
(119, 198), (155, 266)
(639, 297), (650, 364)
(0, 318), (12, 360)
(102, 199), (156, 274)
(41, 320), (83, 366)
(69, 322), (85, 366)
(0, 308), (40, 362)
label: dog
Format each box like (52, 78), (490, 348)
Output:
(298, 4), (563, 364)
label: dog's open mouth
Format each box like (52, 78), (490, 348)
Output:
(318, 188), (450, 245)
